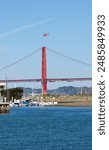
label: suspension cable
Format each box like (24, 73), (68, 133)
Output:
(0, 48), (41, 71)
(47, 47), (92, 67)
(0, 47), (91, 72)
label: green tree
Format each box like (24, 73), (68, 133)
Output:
(0, 87), (23, 101)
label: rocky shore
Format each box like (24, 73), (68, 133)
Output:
(35, 94), (92, 107)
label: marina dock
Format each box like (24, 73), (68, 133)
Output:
(0, 102), (10, 113)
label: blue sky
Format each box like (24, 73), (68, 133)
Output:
(0, 0), (92, 88)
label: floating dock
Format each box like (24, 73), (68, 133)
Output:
(0, 102), (10, 113)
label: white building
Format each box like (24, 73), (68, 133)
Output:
(0, 82), (6, 91)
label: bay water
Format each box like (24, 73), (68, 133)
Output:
(0, 106), (92, 150)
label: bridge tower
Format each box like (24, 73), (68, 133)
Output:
(42, 47), (47, 94)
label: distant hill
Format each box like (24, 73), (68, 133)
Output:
(23, 86), (92, 95)
(48, 86), (92, 94)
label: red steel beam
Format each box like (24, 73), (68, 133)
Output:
(42, 47), (47, 93)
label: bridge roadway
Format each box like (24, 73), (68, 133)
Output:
(0, 78), (92, 83)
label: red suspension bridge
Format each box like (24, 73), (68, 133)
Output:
(0, 46), (92, 94)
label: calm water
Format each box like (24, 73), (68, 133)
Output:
(0, 106), (92, 150)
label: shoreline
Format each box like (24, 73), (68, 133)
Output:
(52, 101), (92, 107)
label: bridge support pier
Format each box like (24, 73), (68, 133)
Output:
(42, 47), (47, 94)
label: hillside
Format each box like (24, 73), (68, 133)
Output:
(23, 86), (92, 95)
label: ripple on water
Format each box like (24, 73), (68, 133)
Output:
(0, 106), (92, 150)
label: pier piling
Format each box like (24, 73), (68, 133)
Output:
(0, 102), (10, 113)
